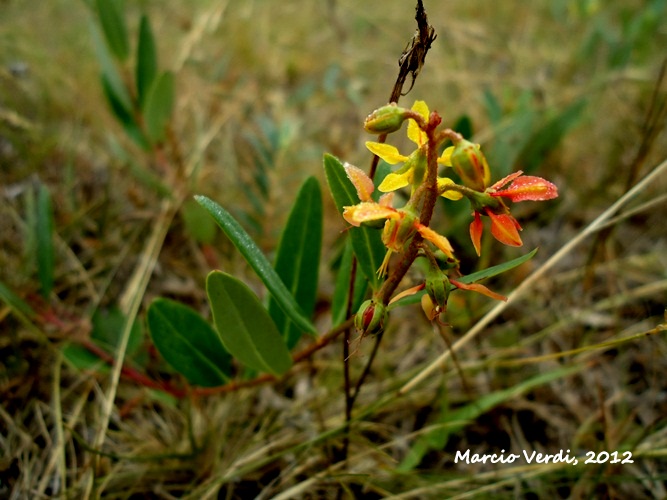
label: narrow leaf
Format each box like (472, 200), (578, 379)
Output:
(144, 71), (175, 144)
(148, 298), (231, 387)
(323, 153), (385, 288)
(207, 271), (292, 375)
(136, 15), (158, 109)
(388, 248), (538, 310)
(457, 247), (538, 285)
(36, 184), (54, 298)
(195, 195), (316, 334)
(100, 73), (133, 126)
(89, 19), (133, 112)
(268, 177), (322, 348)
(95, 0), (130, 61)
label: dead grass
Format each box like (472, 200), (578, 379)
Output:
(1, 0), (667, 498)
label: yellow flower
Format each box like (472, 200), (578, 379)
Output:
(365, 100), (457, 198)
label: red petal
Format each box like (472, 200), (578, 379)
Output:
(494, 176), (558, 202)
(469, 211), (483, 256)
(488, 211), (523, 247)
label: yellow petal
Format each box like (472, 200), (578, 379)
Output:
(343, 202), (398, 227)
(343, 162), (374, 202)
(365, 142), (407, 165)
(411, 100), (429, 120)
(437, 177), (464, 200)
(407, 100), (429, 146)
(438, 146), (454, 166)
(378, 171), (411, 192)
(416, 225), (455, 258)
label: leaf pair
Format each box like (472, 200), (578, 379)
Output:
(147, 178), (322, 386)
(94, 1), (174, 146)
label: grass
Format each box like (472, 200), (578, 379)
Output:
(1, 0), (667, 498)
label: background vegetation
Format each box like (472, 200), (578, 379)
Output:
(1, 0), (666, 497)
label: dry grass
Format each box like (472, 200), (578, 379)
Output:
(1, 0), (667, 498)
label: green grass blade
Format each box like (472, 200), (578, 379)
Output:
(147, 298), (231, 387)
(136, 15), (158, 109)
(323, 153), (385, 289)
(36, 184), (54, 298)
(268, 177), (322, 348)
(195, 195), (317, 334)
(144, 71), (175, 144)
(95, 0), (130, 61)
(207, 271), (292, 375)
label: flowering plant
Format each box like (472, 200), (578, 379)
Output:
(338, 100), (558, 331)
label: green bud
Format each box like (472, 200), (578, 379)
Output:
(425, 272), (452, 314)
(364, 103), (409, 134)
(355, 299), (388, 335)
(450, 139), (491, 191)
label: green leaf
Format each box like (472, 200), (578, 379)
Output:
(136, 15), (158, 109)
(195, 195), (317, 335)
(323, 153), (386, 289)
(144, 71), (175, 144)
(95, 0), (130, 61)
(458, 248), (538, 285)
(61, 343), (109, 373)
(268, 177), (322, 349)
(397, 365), (582, 471)
(100, 74), (150, 148)
(36, 184), (54, 298)
(92, 306), (143, 357)
(147, 298), (231, 387)
(100, 73), (133, 126)
(207, 271), (292, 375)
(331, 237), (368, 326)
(389, 248), (538, 310)
(89, 19), (132, 111)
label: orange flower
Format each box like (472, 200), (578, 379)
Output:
(342, 163), (455, 274)
(469, 171), (558, 256)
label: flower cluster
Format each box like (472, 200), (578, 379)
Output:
(345, 100), (558, 332)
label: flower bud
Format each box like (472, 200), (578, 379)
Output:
(355, 299), (388, 335)
(425, 273), (451, 314)
(364, 103), (409, 134)
(450, 139), (491, 191)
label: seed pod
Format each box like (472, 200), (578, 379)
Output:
(355, 299), (388, 335)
